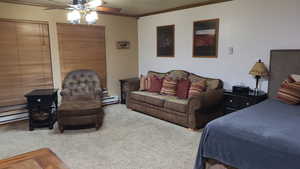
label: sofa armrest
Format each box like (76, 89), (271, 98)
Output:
(187, 89), (224, 128)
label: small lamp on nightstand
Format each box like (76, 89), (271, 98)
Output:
(249, 59), (269, 93)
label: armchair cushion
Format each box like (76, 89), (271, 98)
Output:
(59, 100), (102, 116)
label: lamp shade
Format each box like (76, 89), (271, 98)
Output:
(249, 59), (269, 77)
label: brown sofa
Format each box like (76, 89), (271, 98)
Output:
(126, 70), (224, 129)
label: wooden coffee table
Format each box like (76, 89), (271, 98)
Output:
(0, 148), (69, 169)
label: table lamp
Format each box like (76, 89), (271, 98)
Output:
(249, 59), (269, 92)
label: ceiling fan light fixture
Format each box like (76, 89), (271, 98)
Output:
(87, 0), (103, 8)
(67, 10), (81, 24)
(85, 11), (98, 24)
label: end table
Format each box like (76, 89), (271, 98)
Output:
(25, 89), (58, 131)
(119, 77), (139, 104)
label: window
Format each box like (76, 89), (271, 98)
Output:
(57, 23), (107, 88)
(0, 19), (53, 108)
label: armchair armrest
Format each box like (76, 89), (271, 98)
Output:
(95, 88), (103, 99)
(187, 89), (224, 128)
(60, 89), (71, 97)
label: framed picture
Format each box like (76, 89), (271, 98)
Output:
(193, 19), (219, 58)
(117, 41), (130, 49)
(157, 25), (175, 57)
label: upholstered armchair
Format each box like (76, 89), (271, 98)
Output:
(58, 70), (104, 133)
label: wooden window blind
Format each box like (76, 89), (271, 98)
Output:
(0, 19), (53, 108)
(57, 23), (107, 88)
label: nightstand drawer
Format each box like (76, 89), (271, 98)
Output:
(224, 95), (253, 109)
(223, 90), (268, 115)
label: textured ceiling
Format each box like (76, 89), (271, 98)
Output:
(103, 0), (211, 15)
(0, 0), (217, 16)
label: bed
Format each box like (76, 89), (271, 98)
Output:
(194, 50), (300, 169)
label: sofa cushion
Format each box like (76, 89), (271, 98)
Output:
(164, 96), (188, 113)
(166, 70), (189, 80)
(131, 91), (165, 107)
(189, 73), (220, 90)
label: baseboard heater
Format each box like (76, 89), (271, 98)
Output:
(0, 96), (120, 125)
(0, 105), (28, 125)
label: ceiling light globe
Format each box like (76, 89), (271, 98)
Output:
(67, 10), (81, 24)
(86, 11), (98, 24)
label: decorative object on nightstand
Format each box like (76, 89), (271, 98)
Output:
(249, 59), (269, 93)
(223, 90), (267, 114)
(120, 77), (140, 104)
(24, 89), (58, 131)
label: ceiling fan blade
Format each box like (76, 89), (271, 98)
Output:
(96, 6), (121, 13)
(44, 5), (69, 10)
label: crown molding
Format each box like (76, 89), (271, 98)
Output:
(0, 0), (232, 18)
(137, 0), (233, 17)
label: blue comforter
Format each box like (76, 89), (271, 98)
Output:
(194, 99), (300, 169)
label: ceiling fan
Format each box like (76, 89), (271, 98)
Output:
(45, 0), (121, 24)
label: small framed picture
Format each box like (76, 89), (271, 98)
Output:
(157, 25), (175, 57)
(117, 41), (130, 49)
(193, 19), (219, 58)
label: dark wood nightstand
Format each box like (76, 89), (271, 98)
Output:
(25, 89), (58, 131)
(120, 77), (139, 104)
(223, 90), (268, 114)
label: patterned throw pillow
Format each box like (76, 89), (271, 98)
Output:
(160, 78), (177, 96)
(139, 75), (152, 91)
(176, 79), (191, 99)
(277, 79), (300, 104)
(139, 75), (147, 91)
(146, 76), (151, 90)
(149, 75), (164, 93)
(188, 80), (207, 98)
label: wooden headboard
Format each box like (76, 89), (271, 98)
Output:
(268, 50), (300, 98)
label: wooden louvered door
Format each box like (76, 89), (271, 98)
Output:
(0, 19), (53, 108)
(57, 23), (107, 88)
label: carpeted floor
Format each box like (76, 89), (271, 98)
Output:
(0, 104), (201, 169)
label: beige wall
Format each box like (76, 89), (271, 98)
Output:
(0, 2), (139, 98)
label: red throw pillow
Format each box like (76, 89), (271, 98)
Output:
(176, 79), (191, 99)
(149, 75), (164, 93)
(188, 80), (207, 98)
